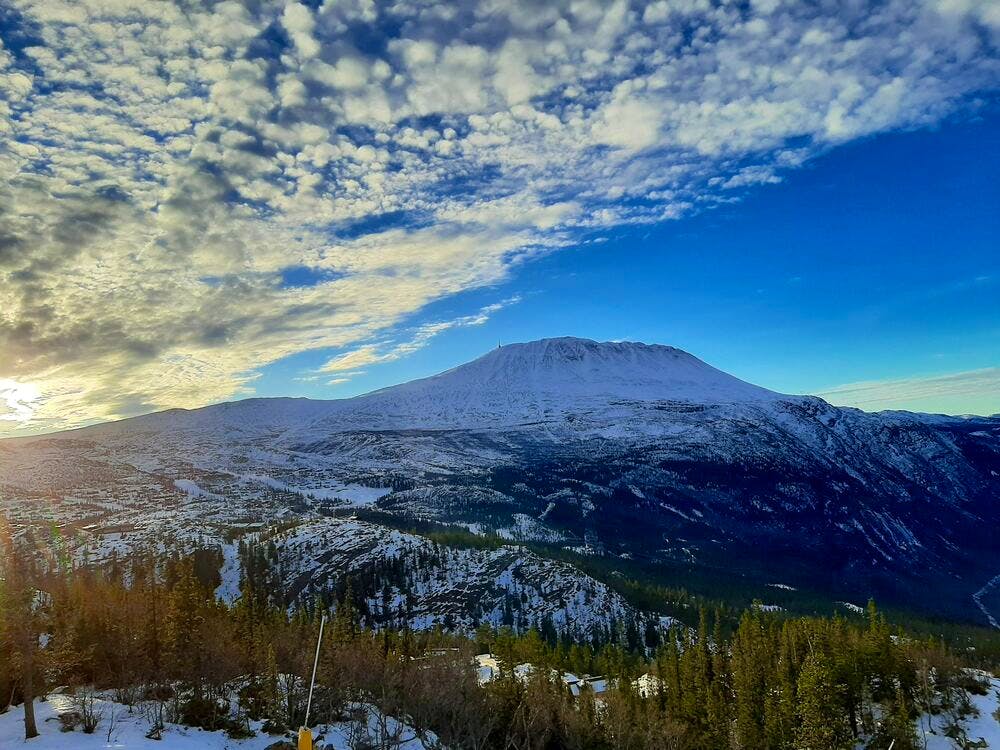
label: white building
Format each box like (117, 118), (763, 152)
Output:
(632, 672), (665, 698)
(475, 655), (611, 699)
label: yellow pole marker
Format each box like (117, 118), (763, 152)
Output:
(299, 612), (326, 750)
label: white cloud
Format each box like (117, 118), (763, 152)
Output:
(819, 368), (1000, 416)
(592, 86), (663, 152)
(319, 297), (521, 377)
(0, 0), (996, 434)
(283, 2), (321, 59)
(0, 379), (41, 423)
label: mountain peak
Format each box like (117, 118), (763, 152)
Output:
(20, 337), (784, 439)
(345, 336), (783, 430)
(463, 336), (710, 384)
(451, 336), (773, 396)
(490, 336), (684, 360)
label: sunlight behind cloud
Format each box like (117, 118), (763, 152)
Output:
(0, 378), (40, 423)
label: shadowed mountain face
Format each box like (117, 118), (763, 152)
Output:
(4, 338), (1000, 624)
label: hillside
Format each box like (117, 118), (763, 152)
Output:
(2, 337), (999, 625)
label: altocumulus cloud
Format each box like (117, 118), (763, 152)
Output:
(0, 0), (997, 433)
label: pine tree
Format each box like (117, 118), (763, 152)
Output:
(863, 599), (895, 702)
(873, 685), (919, 750)
(520, 628), (547, 667)
(137, 551), (166, 691)
(260, 643), (283, 728)
(0, 573), (11, 712)
(707, 608), (731, 747)
(766, 621), (800, 748)
(166, 559), (210, 700)
(331, 580), (359, 644)
(663, 629), (683, 719)
(0, 525), (43, 739)
(794, 650), (853, 750)
(732, 610), (769, 749)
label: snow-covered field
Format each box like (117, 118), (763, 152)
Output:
(922, 676), (1000, 749)
(4, 679), (998, 749)
(0, 695), (433, 749)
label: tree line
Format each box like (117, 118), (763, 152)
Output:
(1, 526), (997, 749)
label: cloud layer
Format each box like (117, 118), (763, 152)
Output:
(820, 368), (1000, 416)
(1, 0), (997, 432)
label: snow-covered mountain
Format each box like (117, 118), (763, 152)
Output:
(3, 337), (999, 626)
(328, 337), (783, 428)
(36, 337), (780, 439)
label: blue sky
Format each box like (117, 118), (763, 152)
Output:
(1, 0), (998, 433)
(255, 109), (1000, 415)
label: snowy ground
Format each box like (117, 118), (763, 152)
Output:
(215, 539), (244, 604)
(922, 676), (1000, 749)
(0, 695), (434, 749)
(3, 679), (998, 748)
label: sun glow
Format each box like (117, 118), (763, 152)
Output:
(0, 378), (41, 424)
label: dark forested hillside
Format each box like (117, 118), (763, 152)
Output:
(4, 339), (999, 627)
(3, 526), (999, 749)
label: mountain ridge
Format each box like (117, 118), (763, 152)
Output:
(4, 336), (792, 441)
(8, 336), (978, 443)
(3, 337), (999, 626)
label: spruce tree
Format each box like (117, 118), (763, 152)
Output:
(0, 526), (42, 739)
(167, 559), (209, 701)
(794, 650), (853, 750)
(732, 610), (768, 748)
(873, 685), (919, 750)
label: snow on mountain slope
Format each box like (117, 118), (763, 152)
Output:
(6, 337), (973, 454)
(320, 337), (784, 430)
(3, 337), (999, 625)
(0, 464), (654, 637)
(12, 338), (783, 443)
(922, 675), (1000, 749)
(271, 516), (645, 636)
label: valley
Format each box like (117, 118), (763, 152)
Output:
(3, 337), (998, 630)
